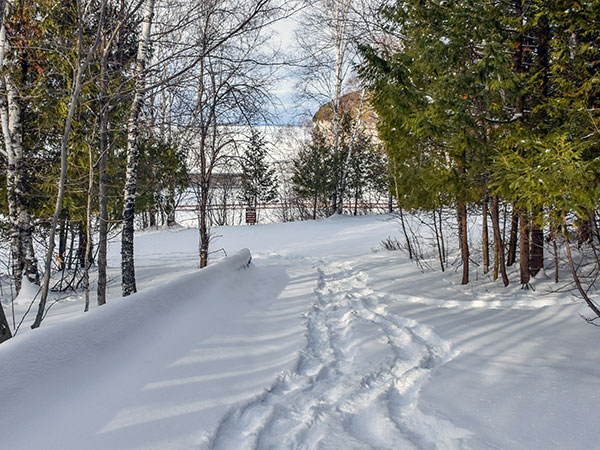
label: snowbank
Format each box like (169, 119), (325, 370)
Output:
(0, 249), (252, 448)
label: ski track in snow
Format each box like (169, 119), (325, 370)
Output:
(205, 258), (471, 450)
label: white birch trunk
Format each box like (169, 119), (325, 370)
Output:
(121, 0), (156, 296)
(0, 12), (39, 295)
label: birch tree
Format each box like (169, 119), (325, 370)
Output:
(0, 0), (12, 343)
(121, 0), (155, 296)
(0, 0), (40, 295)
(296, 0), (357, 214)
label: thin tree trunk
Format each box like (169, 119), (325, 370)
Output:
(507, 211), (519, 266)
(519, 209), (530, 287)
(313, 193), (317, 220)
(83, 143), (94, 312)
(32, 0), (106, 329)
(438, 208), (446, 264)
(458, 200), (469, 285)
(97, 43), (109, 306)
(78, 223), (87, 269)
(433, 210), (444, 272)
(552, 229), (559, 283)
(121, 0), (156, 296)
(491, 195), (509, 286)
(58, 211), (68, 271)
(482, 197), (489, 274)
(493, 237), (499, 281)
(399, 206), (413, 260)
(199, 181), (209, 268)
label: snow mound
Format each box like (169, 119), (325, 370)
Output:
(13, 277), (41, 306)
(0, 249), (253, 448)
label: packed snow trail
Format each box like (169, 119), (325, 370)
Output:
(207, 258), (471, 450)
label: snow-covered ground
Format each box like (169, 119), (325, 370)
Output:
(1, 214), (598, 449)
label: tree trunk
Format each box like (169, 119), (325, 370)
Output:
(0, 300), (11, 344)
(399, 206), (413, 260)
(199, 181), (209, 268)
(438, 208), (446, 264)
(58, 211), (68, 271)
(490, 196), (509, 286)
(519, 209), (530, 287)
(433, 210), (444, 272)
(0, 0), (39, 296)
(507, 210), (519, 266)
(2, 73), (40, 294)
(83, 143), (94, 312)
(97, 43), (109, 306)
(482, 197), (489, 274)
(552, 229), (559, 283)
(121, 0), (156, 296)
(458, 200), (469, 285)
(529, 221), (544, 277)
(78, 223), (87, 269)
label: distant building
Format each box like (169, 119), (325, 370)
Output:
(312, 91), (379, 142)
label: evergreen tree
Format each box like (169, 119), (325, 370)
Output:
(293, 130), (335, 219)
(239, 129), (279, 217)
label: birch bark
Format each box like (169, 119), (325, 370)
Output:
(121, 0), (156, 296)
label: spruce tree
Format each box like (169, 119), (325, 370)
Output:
(239, 129), (278, 220)
(293, 130), (335, 219)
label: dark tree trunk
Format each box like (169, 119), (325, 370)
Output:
(78, 223), (87, 269)
(482, 197), (489, 274)
(458, 200), (469, 285)
(552, 229), (559, 283)
(491, 196), (509, 286)
(438, 208), (446, 264)
(433, 210), (444, 272)
(199, 182), (209, 268)
(507, 211), (519, 266)
(399, 206), (413, 260)
(97, 47), (109, 306)
(0, 301), (11, 344)
(67, 223), (76, 271)
(529, 221), (544, 277)
(58, 211), (68, 271)
(519, 209), (530, 286)
(577, 218), (592, 247)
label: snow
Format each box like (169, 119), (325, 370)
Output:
(1, 214), (598, 449)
